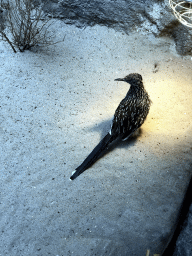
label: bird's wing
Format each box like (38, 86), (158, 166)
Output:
(110, 97), (144, 138)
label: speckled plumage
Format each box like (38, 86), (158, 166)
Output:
(70, 73), (151, 180)
(111, 73), (151, 140)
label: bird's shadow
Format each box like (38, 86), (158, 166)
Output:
(86, 118), (143, 158)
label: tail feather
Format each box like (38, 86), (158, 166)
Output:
(70, 133), (114, 180)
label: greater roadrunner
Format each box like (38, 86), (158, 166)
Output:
(70, 73), (151, 180)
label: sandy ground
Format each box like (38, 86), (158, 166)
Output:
(0, 20), (192, 255)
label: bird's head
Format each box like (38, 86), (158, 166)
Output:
(115, 73), (142, 85)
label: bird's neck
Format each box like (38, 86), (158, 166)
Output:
(129, 82), (144, 98)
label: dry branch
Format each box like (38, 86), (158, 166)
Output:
(0, 0), (64, 52)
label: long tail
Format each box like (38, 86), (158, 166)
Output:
(70, 133), (115, 180)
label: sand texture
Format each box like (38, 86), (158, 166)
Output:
(0, 21), (192, 255)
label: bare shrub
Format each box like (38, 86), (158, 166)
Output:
(0, 0), (63, 52)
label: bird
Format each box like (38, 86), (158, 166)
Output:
(70, 73), (151, 180)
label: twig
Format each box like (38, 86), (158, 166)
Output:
(0, 31), (17, 52)
(0, 0), (64, 52)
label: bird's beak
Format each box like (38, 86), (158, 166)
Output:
(114, 78), (125, 81)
